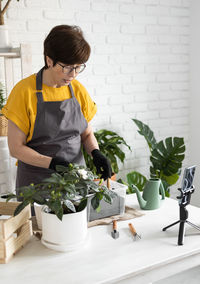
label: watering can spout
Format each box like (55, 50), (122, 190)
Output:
(132, 185), (147, 209)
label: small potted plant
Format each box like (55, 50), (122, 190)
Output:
(0, 82), (7, 136)
(122, 119), (185, 197)
(83, 129), (131, 179)
(7, 163), (114, 252)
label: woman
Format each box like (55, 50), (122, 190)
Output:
(2, 25), (111, 191)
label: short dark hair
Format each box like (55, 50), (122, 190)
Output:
(43, 25), (91, 68)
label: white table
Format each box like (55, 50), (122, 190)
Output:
(1, 194), (200, 284)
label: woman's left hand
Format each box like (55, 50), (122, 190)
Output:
(91, 149), (112, 180)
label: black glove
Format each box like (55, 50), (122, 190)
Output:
(49, 157), (69, 171)
(91, 149), (112, 180)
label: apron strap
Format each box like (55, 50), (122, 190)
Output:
(36, 68), (75, 102)
(36, 67), (45, 103)
(68, 83), (75, 98)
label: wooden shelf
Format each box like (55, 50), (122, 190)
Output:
(0, 44), (32, 194)
(0, 44), (32, 97)
(0, 47), (20, 58)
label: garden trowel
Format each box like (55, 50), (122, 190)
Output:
(128, 223), (141, 241)
(111, 220), (119, 239)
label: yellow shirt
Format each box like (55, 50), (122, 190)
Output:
(2, 74), (97, 142)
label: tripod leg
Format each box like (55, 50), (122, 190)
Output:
(162, 220), (180, 231)
(178, 221), (185, 245)
(186, 220), (200, 231)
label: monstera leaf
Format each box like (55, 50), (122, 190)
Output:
(127, 171), (147, 192)
(132, 119), (157, 151)
(150, 137), (185, 181)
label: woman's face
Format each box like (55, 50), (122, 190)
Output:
(46, 56), (78, 87)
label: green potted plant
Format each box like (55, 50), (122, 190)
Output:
(0, 0), (20, 48)
(7, 163), (114, 252)
(121, 119), (185, 197)
(83, 129), (131, 178)
(0, 82), (7, 136)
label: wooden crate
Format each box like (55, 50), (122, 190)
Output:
(0, 202), (32, 264)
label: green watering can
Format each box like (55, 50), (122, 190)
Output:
(133, 178), (165, 210)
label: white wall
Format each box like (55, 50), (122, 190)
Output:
(0, 0), (191, 194)
(189, 0), (200, 206)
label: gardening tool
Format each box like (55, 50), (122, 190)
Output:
(107, 178), (110, 189)
(111, 220), (119, 239)
(128, 223), (141, 241)
(133, 178), (165, 210)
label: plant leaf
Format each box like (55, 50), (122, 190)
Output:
(47, 200), (63, 220)
(43, 176), (59, 184)
(96, 205), (101, 213)
(6, 194), (16, 202)
(103, 192), (112, 204)
(56, 207), (63, 221)
(14, 201), (29, 216)
(161, 173), (180, 186)
(55, 165), (68, 172)
(75, 182), (88, 197)
(132, 119), (157, 151)
(63, 184), (76, 195)
(77, 198), (87, 212)
(32, 194), (46, 205)
(150, 137), (185, 178)
(86, 181), (99, 192)
(63, 200), (76, 213)
(127, 171), (147, 192)
(91, 195), (100, 210)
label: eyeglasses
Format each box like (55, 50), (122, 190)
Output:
(57, 62), (86, 74)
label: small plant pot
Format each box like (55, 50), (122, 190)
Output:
(41, 206), (88, 252)
(0, 25), (11, 48)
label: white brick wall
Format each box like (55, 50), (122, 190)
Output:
(0, 0), (191, 194)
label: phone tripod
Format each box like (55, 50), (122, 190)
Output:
(162, 186), (200, 245)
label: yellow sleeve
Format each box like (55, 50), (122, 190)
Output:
(72, 80), (97, 122)
(1, 80), (30, 135)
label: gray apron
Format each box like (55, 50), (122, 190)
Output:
(16, 67), (88, 189)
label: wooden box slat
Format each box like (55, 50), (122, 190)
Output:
(0, 202), (20, 216)
(0, 241), (4, 259)
(3, 205), (31, 240)
(0, 202), (32, 264)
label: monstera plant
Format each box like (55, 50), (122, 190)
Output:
(125, 119), (185, 196)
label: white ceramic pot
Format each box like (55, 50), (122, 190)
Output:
(34, 203), (43, 230)
(41, 206), (88, 252)
(0, 25), (11, 48)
